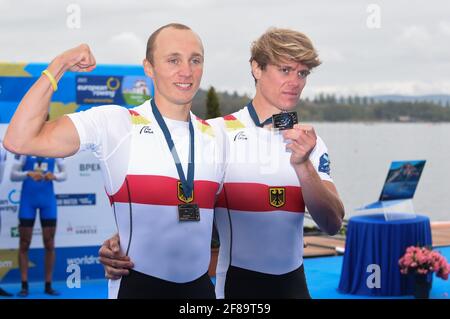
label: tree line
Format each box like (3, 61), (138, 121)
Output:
(194, 88), (450, 122)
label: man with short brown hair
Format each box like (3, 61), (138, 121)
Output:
(3, 23), (226, 299)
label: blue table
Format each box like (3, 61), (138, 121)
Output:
(338, 214), (432, 296)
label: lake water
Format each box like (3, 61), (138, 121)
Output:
(312, 122), (450, 222)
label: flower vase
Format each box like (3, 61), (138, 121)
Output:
(414, 274), (431, 299)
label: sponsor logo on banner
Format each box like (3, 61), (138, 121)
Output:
(122, 77), (153, 105)
(10, 227), (19, 238)
(0, 196), (18, 214)
(1, 246), (104, 283)
(79, 163), (101, 177)
(74, 225), (97, 235)
(10, 226), (41, 238)
(67, 254), (100, 266)
(8, 189), (21, 205)
(65, 223), (97, 235)
(0, 190), (21, 215)
(76, 76), (121, 105)
(56, 194), (96, 206)
(76, 75), (153, 106)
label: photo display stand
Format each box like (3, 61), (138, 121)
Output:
(356, 160), (426, 221)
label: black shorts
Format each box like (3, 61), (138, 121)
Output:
(224, 264), (311, 299)
(19, 218), (56, 228)
(118, 269), (215, 299)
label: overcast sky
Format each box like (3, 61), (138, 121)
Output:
(1, 0), (450, 97)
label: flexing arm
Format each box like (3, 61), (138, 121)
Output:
(2, 44), (96, 158)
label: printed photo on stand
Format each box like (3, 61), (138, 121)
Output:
(379, 160), (426, 201)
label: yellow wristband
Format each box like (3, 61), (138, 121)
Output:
(42, 69), (58, 91)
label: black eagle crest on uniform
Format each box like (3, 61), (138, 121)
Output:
(269, 187), (285, 208)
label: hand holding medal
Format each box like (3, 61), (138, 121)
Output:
(282, 122), (317, 166)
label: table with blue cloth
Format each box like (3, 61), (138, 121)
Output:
(338, 214), (432, 296)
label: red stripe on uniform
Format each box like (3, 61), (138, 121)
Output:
(109, 175), (219, 209)
(195, 116), (211, 126)
(215, 182), (305, 213)
(223, 114), (237, 121)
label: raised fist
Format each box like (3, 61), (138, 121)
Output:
(61, 43), (96, 72)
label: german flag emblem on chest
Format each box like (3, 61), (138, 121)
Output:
(269, 187), (285, 208)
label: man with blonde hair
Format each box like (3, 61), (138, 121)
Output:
(100, 27), (345, 299)
(210, 27), (345, 298)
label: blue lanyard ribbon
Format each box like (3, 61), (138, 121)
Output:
(151, 99), (195, 199)
(247, 101), (273, 127)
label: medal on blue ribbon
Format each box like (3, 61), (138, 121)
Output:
(151, 99), (200, 221)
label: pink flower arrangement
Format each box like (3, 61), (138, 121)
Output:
(399, 246), (450, 280)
